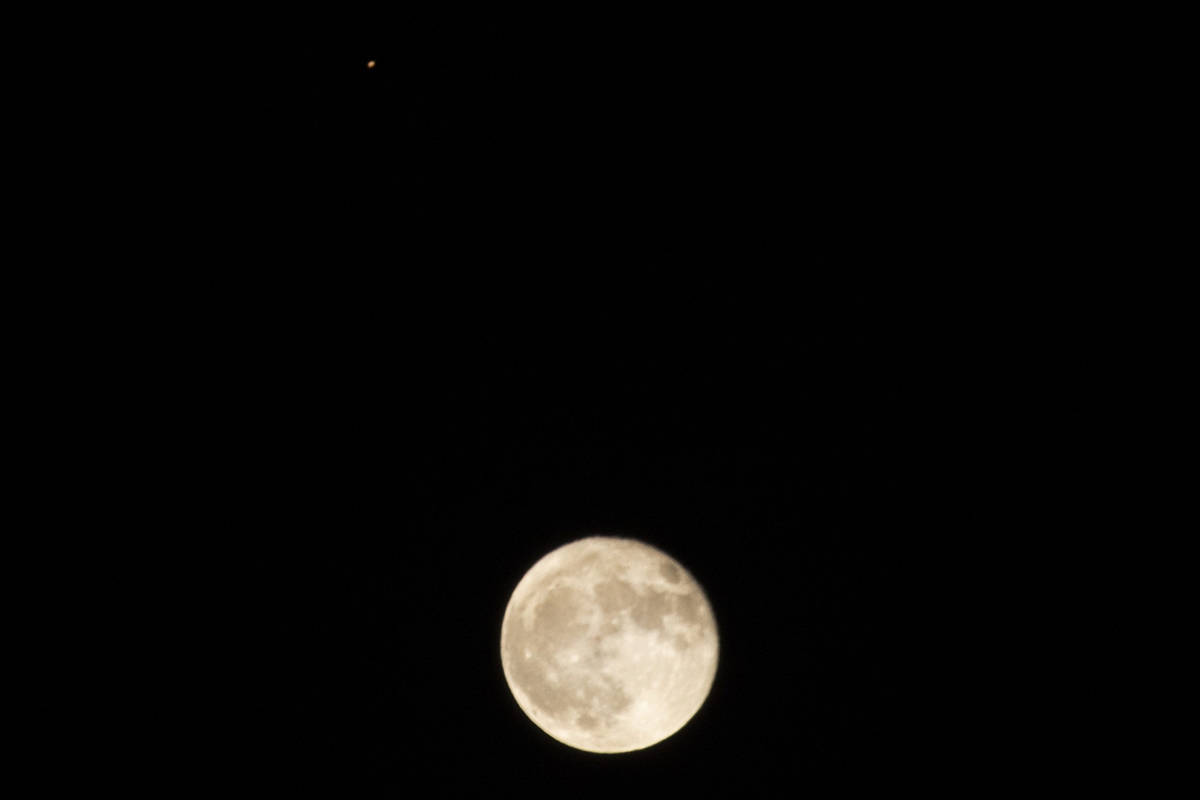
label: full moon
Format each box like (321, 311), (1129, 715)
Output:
(500, 536), (719, 753)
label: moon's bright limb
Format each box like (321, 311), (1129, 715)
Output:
(500, 536), (719, 753)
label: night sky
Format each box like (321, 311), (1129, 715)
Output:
(247, 26), (923, 795)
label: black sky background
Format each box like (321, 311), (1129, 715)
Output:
(243, 23), (933, 795)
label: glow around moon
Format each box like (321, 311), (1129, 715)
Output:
(500, 536), (719, 753)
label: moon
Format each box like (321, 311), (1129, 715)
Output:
(500, 536), (719, 753)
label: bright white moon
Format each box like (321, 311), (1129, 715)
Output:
(500, 536), (719, 753)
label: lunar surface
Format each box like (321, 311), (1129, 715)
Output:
(500, 536), (719, 753)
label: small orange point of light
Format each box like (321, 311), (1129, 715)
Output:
(366, 60), (376, 69)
